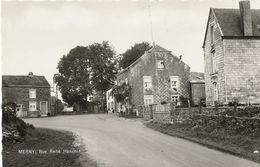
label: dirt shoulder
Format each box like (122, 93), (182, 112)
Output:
(2, 128), (98, 167)
(146, 121), (260, 164)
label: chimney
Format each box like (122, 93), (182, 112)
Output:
(28, 72), (34, 77)
(239, 0), (253, 36)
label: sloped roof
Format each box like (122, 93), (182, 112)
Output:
(148, 45), (171, 52)
(190, 72), (205, 83)
(2, 75), (50, 87)
(213, 8), (260, 36)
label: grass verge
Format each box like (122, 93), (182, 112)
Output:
(146, 121), (260, 164)
(2, 128), (97, 167)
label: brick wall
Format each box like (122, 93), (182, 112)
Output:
(2, 86), (50, 117)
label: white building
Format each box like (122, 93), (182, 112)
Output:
(106, 88), (115, 113)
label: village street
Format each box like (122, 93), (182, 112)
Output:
(24, 114), (259, 167)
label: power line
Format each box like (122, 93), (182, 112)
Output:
(147, 0), (154, 45)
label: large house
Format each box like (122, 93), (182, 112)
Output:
(110, 45), (191, 113)
(203, 0), (260, 106)
(2, 72), (51, 117)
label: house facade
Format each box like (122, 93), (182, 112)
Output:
(106, 88), (115, 113)
(114, 45), (190, 112)
(203, 0), (260, 106)
(2, 73), (51, 117)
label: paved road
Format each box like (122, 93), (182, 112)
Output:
(24, 114), (259, 167)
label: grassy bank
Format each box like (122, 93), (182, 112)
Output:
(3, 128), (97, 167)
(146, 121), (260, 164)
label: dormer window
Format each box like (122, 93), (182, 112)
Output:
(157, 60), (165, 69)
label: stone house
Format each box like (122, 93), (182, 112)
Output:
(190, 72), (205, 106)
(2, 72), (51, 117)
(203, 0), (260, 106)
(113, 45), (190, 113)
(106, 88), (115, 113)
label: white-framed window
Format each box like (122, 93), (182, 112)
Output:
(170, 76), (179, 92)
(144, 95), (153, 105)
(143, 76), (152, 90)
(157, 60), (165, 69)
(29, 89), (36, 98)
(171, 95), (179, 102)
(29, 101), (37, 111)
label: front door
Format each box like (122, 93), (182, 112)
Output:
(40, 101), (48, 115)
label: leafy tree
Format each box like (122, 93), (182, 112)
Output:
(55, 41), (117, 111)
(120, 42), (152, 69)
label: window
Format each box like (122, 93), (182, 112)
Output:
(16, 104), (22, 112)
(210, 25), (214, 45)
(171, 95), (179, 102)
(170, 76), (179, 92)
(29, 89), (36, 98)
(144, 95), (153, 105)
(157, 60), (165, 69)
(143, 76), (152, 93)
(211, 51), (217, 73)
(213, 83), (218, 102)
(29, 101), (37, 111)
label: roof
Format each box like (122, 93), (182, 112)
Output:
(2, 75), (50, 87)
(190, 72), (205, 83)
(117, 45), (173, 77)
(203, 8), (260, 47)
(213, 8), (260, 36)
(148, 45), (171, 53)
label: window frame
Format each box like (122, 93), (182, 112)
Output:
(170, 76), (179, 92)
(29, 89), (36, 99)
(144, 95), (154, 105)
(29, 101), (37, 111)
(157, 59), (165, 69)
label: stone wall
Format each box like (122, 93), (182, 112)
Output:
(2, 86), (50, 117)
(204, 10), (260, 106)
(223, 39), (260, 104)
(117, 47), (190, 111)
(152, 104), (171, 124)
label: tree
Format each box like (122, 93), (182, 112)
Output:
(55, 41), (117, 111)
(120, 42), (152, 69)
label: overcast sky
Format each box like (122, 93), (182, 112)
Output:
(2, 0), (260, 86)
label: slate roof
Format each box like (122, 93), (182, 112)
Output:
(213, 8), (260, 36)
(2, 75), (50, 87)
(190, 72), (205, 83)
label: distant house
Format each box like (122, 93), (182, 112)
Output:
(2, 72), (51, 117)
(112, 45), (190, 113)
(106, 88), (115, 113)
(203, 0), (260, 106)
(190, 72), (205, 106)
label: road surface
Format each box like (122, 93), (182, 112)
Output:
(24, 114), (259, 167)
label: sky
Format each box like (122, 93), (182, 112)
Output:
(2, 0), (260, 88)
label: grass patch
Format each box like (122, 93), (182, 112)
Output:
(146, 121), (260, 164)
(3, 128), (97, 167)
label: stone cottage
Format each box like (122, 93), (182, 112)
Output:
(112, 45), (190, 113)
(2, 72), (51, 117)
(203, 0), (260, 106)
